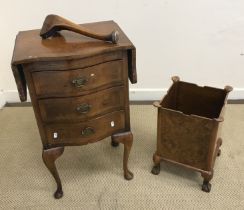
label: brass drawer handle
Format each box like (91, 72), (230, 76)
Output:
(76, 103), (92, 114)
(81, 127), (95, 136)
(72, 77), (88, 88)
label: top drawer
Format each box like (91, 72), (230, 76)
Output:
(32, 60), (124, 98)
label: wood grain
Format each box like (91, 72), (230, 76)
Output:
(45, 110), (125, 146)
(31, 59), (124, 98)
(11, 21), (137, 102)
(152, 76), (232, 192)
(11, 20), (136, 198)
(39, 86), (125, 123)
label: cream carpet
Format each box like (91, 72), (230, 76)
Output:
(0, 105), (244, 209)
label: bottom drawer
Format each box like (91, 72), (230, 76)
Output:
(45, 110), (125, 145)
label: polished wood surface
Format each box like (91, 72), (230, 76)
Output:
(112, 131), (134, 180)
(31, 59), (124, 97)
(25, 51), (123, 72)
(11, 20), (136, 102)
(39, 86), (125, 123)
(45, 111), (125, 146)
(40, 14), (119, 44)
(12, 21), (135, 64)
(152, 76), (232, 192)
(42, 147), (64, 199)
(12, 19), (136, 198)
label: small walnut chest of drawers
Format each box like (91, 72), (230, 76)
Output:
(11, 21), (137, 198)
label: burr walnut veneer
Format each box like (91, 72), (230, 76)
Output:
(151, 76), (232, 192)
(11, 20), (137, 198)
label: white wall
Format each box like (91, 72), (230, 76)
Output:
(1, 0), (244, 107)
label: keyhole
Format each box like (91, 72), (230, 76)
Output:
(111, 121), (115, 127)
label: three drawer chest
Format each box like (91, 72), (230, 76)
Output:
(11, 19), (137, 198)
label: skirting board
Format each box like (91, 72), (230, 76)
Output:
(0, 91), (6, 109)
(1, 88), (244, 107)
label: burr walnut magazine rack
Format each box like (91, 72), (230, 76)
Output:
(151, 76), (232, 192)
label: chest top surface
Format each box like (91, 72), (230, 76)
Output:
(12, 21), (134, 64)
(11, 20), (137, 102)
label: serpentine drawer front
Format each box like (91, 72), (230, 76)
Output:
(31, 59), (124, 97)
(38, 86), (125, 123)
(45, 110), (125, 145)
(11, 19), (137, 199)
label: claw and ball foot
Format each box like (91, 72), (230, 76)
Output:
(151, 165), (161, 175)
(151, 153), (161, 175)
(201, 171), (213, 193)
(202, 180), (212, 192)
(111, 131), (134, 180)
(42, 147), (64, 199)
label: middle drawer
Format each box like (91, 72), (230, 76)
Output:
(39, 86), (125, 123)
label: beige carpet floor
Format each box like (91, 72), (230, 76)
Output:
(0, 105), (244, 209)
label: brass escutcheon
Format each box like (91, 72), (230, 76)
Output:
(72, 77), (88, 88)
(76, 103), (92, 114)
(81, 127), (95, 136)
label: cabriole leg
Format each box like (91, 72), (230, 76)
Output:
(42, 147), (64, 199)
(111, 135), (119, 147)
(201, 171), (213, 193)
(112, 131), (133, 180)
